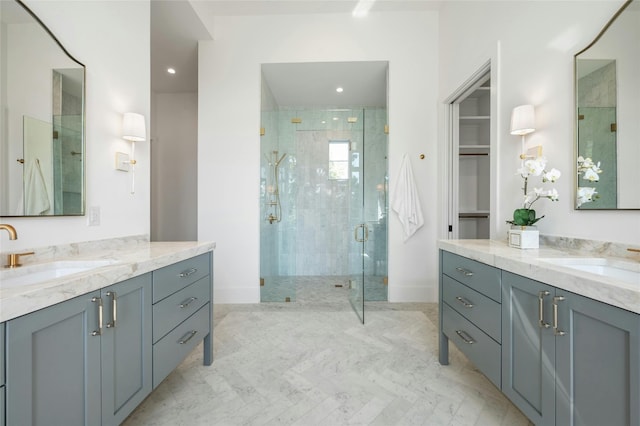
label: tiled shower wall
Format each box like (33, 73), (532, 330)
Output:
(260, 107), (387, 277)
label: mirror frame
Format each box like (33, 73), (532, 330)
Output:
(573, 0), (638, 210)
(1, 0), (86, 217)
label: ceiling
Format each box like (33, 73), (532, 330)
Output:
(151, 0), (440, 99)
(262, 61), (388, 107)
(151, 1), (212, 93)
(190, 0), (443, 16)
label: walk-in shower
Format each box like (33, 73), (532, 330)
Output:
(260, 62), (388, 322)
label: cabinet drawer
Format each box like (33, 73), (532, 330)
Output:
(153, 276), (210, 344)
(442, 251), (501, 302)
(153, 303), (210, 388)
(442, 275), (501, 343)
(442, 303), (501, 388)
(153, 253), (210, 303)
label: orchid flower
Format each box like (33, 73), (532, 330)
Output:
(577, 187), (598, 207)
(582, 168), (600, 182)
(576, 156), (603, 205)
(542, 168), (561, 183)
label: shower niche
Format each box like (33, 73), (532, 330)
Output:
(259, 62), (389, 322)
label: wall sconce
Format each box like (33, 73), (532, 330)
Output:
(116, 112), (146, 194)
(510, 104), (535, 160)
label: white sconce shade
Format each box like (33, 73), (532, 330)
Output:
(510, 105), (535, 136)
(122, 112), (146, 142)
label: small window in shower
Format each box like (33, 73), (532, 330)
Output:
(329, 140), (349, 180)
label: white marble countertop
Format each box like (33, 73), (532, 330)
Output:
(438, 239), (640, 315)
(0, 240), (216, 323)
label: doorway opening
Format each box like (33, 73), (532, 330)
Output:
(444, 62), (495, 240)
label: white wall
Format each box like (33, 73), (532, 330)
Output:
(197, 12), (439, 303)
(0, 1), (150, 252)
(151, 92), (198, 241)
(439, 0), (640, 245)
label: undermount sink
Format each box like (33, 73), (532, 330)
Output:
(539, 257), (640, 285)
(0, 259), (117, 288)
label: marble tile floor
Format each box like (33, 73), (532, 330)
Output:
(124, 279), (532, 426)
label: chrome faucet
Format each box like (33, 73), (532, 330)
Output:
(0, 223), (17, 240)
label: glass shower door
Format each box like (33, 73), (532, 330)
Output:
(348, 109), (366, 323)
(348, 108), (389, 323)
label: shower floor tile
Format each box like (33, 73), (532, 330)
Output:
(260, 275), (388, 303)
(123, 295), (532, 426)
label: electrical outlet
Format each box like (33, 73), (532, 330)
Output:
(88, 206), (100, 226)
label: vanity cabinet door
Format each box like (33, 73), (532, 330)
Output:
(502, 272), (556, 426)
(6, 291), (102, 426)
(100, 274), (152, 426)
(555, 291), (640, 426)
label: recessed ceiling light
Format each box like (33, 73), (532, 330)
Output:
(333, 117), (339, 121)
(167, 68), (176, 74)
(336, 87), (344, 93)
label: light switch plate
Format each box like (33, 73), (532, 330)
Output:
(115, 152), (130, 172)
(88, 206), (100, 226)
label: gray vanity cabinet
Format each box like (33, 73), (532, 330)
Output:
(6, 273), (152, 426)
(6, 289), (102, 425)
(100, 274), (153, 425)
(438, 251), (502, 388)
(503, 271), (640, 426)
(501, 272), (556, 425)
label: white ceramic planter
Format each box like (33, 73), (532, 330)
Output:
(508, 226), (539, 249)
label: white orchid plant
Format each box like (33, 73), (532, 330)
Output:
(507, 157), (561, 227)
(576, 156), (602, 207)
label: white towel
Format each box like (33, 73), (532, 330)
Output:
(391, 154), (424, 242)
(25, 159), (50, 215)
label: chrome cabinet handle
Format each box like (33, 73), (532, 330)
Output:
(178, 330), (198, 345)
(553, 296), (566, 336)
(106, 291), (117, 328)
(179, 268), (197, 278)
(91, 297), (103, 336)
(538, 290), (551, 329)
(455, 267), (473, 277)
(455, 330), (475, 344)
(455, 296), (474, 308)
(179, 297), (198, 309)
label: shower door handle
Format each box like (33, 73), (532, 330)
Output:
(354, 224), (369, 242)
